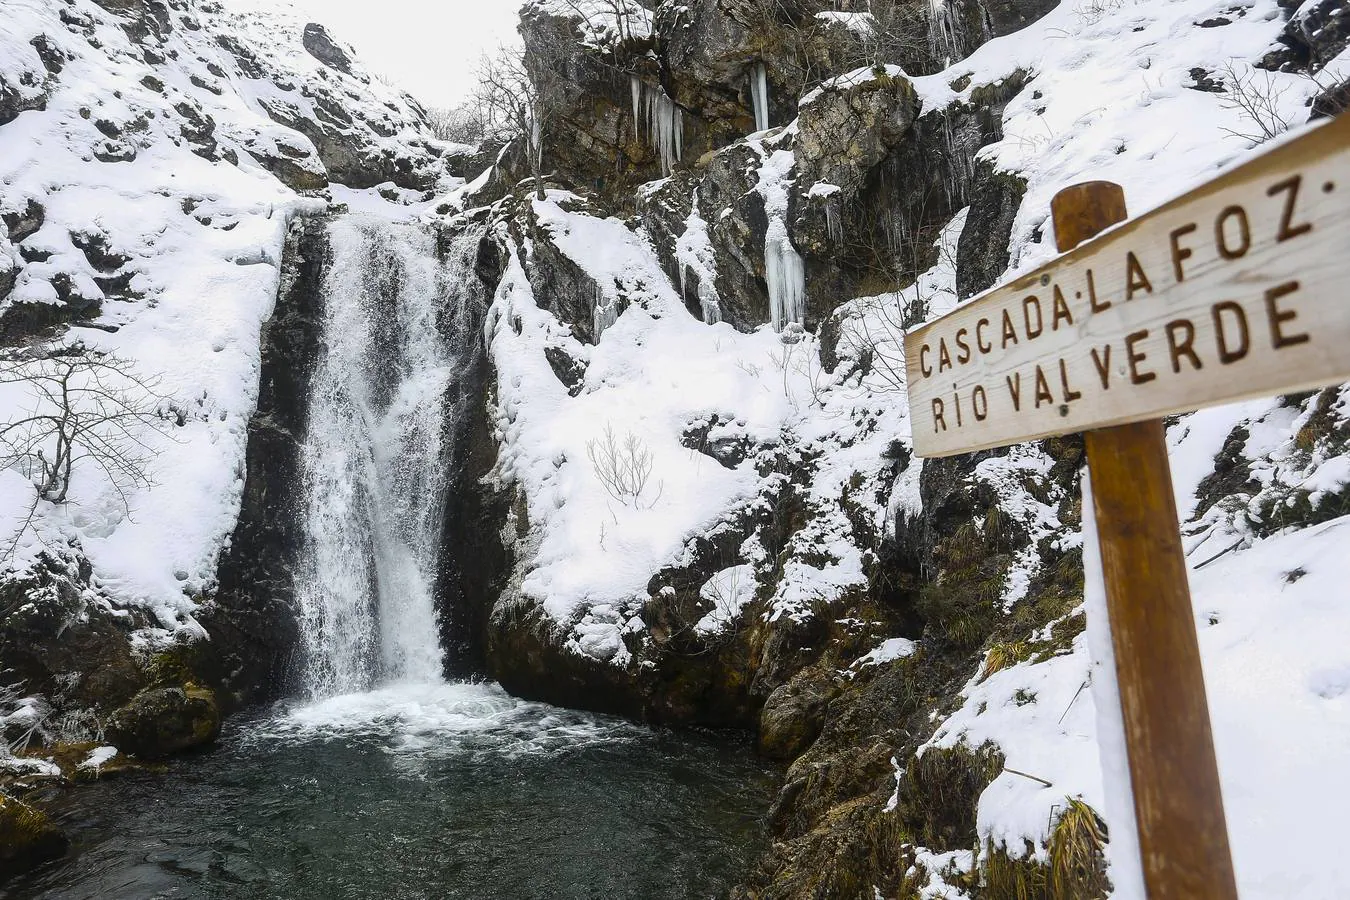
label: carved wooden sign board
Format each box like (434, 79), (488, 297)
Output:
(905, 113), (1350, 459)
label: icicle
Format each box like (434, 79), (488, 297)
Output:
(750, 63), (771, 133)
(926, 0), (960, 67)
(699, 283), (722, 326)
(764, 220), (805, 332)
(825, 200), (842, 245)
(630, 77), (684, 175)
(939, 117), (975, 205)
(645, 88), (683, 176)
(593, 283), (619, 338)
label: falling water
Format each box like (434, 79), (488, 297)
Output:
(294, 217), (464, 698)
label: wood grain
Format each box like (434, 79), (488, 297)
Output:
(1086, 420), (1238, 900)
(905, 112), (1350, 458)
(1059, 184), (1238, 900)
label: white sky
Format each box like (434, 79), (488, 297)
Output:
(222, 0), (523, 108)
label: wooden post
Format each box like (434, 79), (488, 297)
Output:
(1053, 183), (1239, 900)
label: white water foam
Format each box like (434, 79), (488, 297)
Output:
(294, 217), (458, 698)
(251, 682), (639, 760)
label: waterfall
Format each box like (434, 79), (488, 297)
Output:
(293, 216), (467, 699)
(750, 63), (770, 133)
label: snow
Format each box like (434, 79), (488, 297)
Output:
(2, 0), (1344, 894)
(485, 192), (805, 653)
(488, 181), (933, 655)
(696, 565), (757, 635)
(815, 11), (877, 37)
(932, 513), (1350, 898)
(851, 637), (917, 672)
(878, 2), (1350, 892)
(908, 0), (1328, 281)
(77, 745), (119, 772)
(531, 0), (653, 49)
(801, 64), (907, 108)
(674, 190), (722, 324)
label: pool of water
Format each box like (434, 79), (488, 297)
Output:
(3, 682), (777, 900)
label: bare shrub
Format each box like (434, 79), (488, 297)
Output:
(426, 103), (489, 146)
(0, 343), (167, 558)
(1218, 60), (1291, 144)
(587, 424), (662, 509)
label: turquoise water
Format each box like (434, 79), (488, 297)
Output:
(4, 683), (776, 900)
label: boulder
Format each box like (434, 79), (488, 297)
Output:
(3, 198), (45, 243)
(1267, 0), (1350, 72)
(0, 553), (147, 718)
(757, 666), (840, 760)
(302, 23), (354, 74)
(105, 684), (221, 760)
(796, 68), (919, 193)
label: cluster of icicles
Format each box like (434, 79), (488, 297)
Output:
(631, 63), (810, 334)
(631, 77), (684, 176)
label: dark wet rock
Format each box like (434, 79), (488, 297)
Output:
(70, 232), (130, 273)
(208, 217), (323, 710)
(0, 71), (49, 128)
(978, 0), (1060, 38)
(174, 101), (218, 159)
(1311, 76), (1350, 119)
(682, 414), (755, 469)
(955, 159), (1026, 299)
(259, 95), (440, 191)
(3, 199), (45, 244)
(0, 552), (147, 718)
(524, 217), (613, 345)
(796, 69), (919, 192)
(1188, 66), (1225, 93)
(757, 667), (840, 760)
(0, 261), (16, 306)
(544, 345), (587, 396)
(1266, 0), (1350, 72)
(516, 4), (652, 191)
(244, 136), (328, 191)
(0, 795), (68, 877)
(92, 139), (137, 163)
(105, 685), (221, 759)
(302, 23), (354, 75)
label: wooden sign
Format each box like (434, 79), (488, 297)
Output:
(905, 113), (1350, 458)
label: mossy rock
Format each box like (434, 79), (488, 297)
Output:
(105, 684), (221, 760)
(757, 666), (841, 761)
(0, 794), (68, 876)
